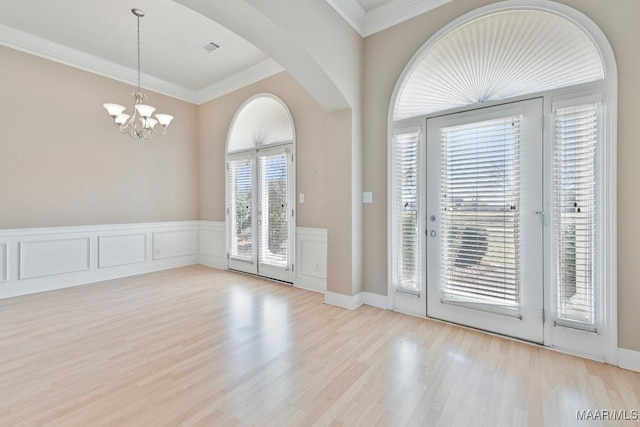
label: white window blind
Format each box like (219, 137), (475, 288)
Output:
(440, 116), (521, 307)
(393, 131), (420, 293)
(553, 103), (598, 327)
(228, 97), (294, 153)
(394, 10), (604, 120)
(228, 159), (254, 263)
(259, 153), (289, 268)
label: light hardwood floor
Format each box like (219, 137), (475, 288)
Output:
(0, 265), (638, 426)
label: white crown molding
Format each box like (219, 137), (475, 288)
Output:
(0, 23), (199, 103)
(326, 0), (366, 35)
(0, 23), (284, 105)
(327, 0), (453, 37)
(364, 0), (453, 36)
(196, 58), (284, 105)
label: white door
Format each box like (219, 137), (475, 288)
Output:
(228, 155), (257, 275)
(256, 146), (294, 283)
(426, 99), (544, 343)
(227, 146), (294, 283)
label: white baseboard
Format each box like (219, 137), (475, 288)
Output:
(362, 291), (390, 310)
(198, 254), (227, 270)
(324, 291), (363, 310)
(618, 348), (640, 373)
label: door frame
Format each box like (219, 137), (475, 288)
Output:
(255, 144), (296, 283)
(425, 98), (545, 343)
(225, 93), (296, 284)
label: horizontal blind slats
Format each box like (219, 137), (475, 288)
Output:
(440, 116), (521, 307)
(554, 103), (598, 325)
(394, 132), (420, 292)
(259, 154), (289, 268)
(228, 159), (254, 262)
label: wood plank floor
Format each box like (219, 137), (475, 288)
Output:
(0, 265), (638, 426)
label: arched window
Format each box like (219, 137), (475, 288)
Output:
(389, 2), (617, 362)
(226, 94), (296, 283)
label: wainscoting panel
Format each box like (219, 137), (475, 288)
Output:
(0, 222), (325, 299)
(295, 227), (327, 293)
(0, 243), (7, 283)
(98, 233), (146, 269)
(19, 237), (90, 280)
(0, 221), (200, 300)
(199, 221), (227, 270)
(152, 229), (198, 260)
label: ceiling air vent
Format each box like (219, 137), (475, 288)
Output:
(200, 41), (220, 53)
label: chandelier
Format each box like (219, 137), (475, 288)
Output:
(103, 9), (173, 140)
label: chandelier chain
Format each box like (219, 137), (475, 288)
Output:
(137, 13), (141, 93)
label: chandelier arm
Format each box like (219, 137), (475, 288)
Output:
(151, 125), (168, 135)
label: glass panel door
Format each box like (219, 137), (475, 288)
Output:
(228, 156), (257, 275)
(257, 147), (293, 282)
(227, 145), (294, 283)
(426, 98), (544, 343)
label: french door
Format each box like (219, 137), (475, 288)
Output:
(426, 99), (544, 342)
(227, 144), (294, 283)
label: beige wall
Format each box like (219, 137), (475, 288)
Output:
(0, 46), (199, 228)
(362, 0), (640, 351)
(198, 71), (328, 229)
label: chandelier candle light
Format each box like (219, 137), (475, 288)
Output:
(103, 8), (173, 140)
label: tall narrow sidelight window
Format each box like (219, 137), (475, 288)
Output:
(392, 131), (420, 294)
(553, 103), (599, 329)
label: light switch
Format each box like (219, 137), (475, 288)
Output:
(362, 192), (373, 204)
(299, 193), (305, 203)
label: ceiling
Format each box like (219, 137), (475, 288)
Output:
(0, 0), (452, 104)
(0, 0), (282, 104)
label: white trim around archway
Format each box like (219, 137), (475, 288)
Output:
(387, 0), (617, 364)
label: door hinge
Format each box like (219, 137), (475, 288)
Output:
(226, 207), (230, 215)
(227, 253), (230, 260)
(292, 264), (295, 272)
(291, 153), (294, 162)
(542, 114), (545, 131)
(292, 209), (295, 217)
(542, 309), (546, 323)
(535, 210), (545, 226)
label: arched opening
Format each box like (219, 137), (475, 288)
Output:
(226, 94), (296, 283)
(388, 1), (617, 362)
